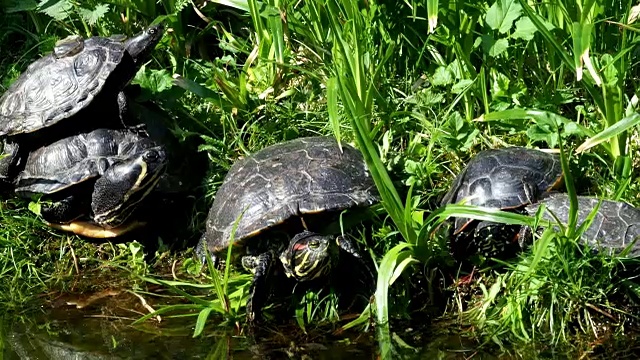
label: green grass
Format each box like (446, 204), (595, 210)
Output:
(2, 0), (640, 356)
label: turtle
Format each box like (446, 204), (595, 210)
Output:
(0, 24), (164, 184)
(14, 128), (167, 238)
(440, 147), (563, 259)
(199, 136), (380, 322)
(525, 193), (640, 256)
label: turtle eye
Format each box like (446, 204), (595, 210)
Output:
(308, 239), (320, 249)
(143, 150), (159, 162)
(148, 28), (157, 35)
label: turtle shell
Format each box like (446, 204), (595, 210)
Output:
(15, 128), (157, 196)
(0, 36), (130, 136)
(526, 193), (640, 256)
(441, 147), (563, 233)
(203, 136), (380, 252)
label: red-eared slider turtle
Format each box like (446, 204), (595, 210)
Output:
(0, 24), (164, 184)
(200, 136), (380, 322)
(441, 147), (563, 259)
(15, 128), (167, 238)
(526, 193), (640, 256)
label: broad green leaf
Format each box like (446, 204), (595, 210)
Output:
(512, 17), (537, 40)
(486, 0), (522, 34)
(28, 201), (41, 216)
(490, 69), (510, 98)
(481, 35), (509, 58)
(431, 66), (453, 86)
(134, 68), (174, 94)
(38, 0), (72, 20)
(601, 54), (619, 86)
(78, 4), (109, 25)
(450, 79), (474, 94)
(3, 0), (37, 12)
(490, 38), (509, 57)
(526, 123), (559, 146)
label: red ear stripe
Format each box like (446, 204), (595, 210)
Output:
(293, 243), (307, 251)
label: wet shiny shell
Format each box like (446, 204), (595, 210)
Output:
(526, 193), (640, 256)
(15, 129), (157, 195)
(204, 136), (380, 251)
(0, 37), (129, 136)
(441, 147), (562, 232)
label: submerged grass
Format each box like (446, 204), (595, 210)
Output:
(1, 0), (640, 356)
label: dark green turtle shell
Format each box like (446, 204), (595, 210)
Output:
(203, 136), (380, 252)
(526, 193), (640, 256)
(15, 128), (158, 196)
(0, 36), (131, 136)
(441, 147), (563, 233)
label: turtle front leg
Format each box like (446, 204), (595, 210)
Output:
(116, 91), (147, 134)
(336, 235), (362, 258)
(40, 195), (85, 224)
(117, 91), (130, 127)
(516, 225), (534, 250)
(335, 235), (376, 308)
(0, 138), (20, 186)
(336, 236), (375, 284)
(241, 250), (275, 323)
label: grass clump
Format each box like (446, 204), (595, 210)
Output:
(462, 228), (638, 345)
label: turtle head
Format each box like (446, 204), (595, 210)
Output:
(53, 35), (84, 58)
(125, 24), (164, 66)
(279, 231), (338, 281)
(91, 146), (167, 228)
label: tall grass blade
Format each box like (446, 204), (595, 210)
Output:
(194, 307), (213, 337)
(374, 242), (416, 325)
(572, 22), (599, 84)
(576, 113), (640, 153)
(427, 0), (439, 33)
(558, 128), (577, 238)
(327, 77), (342, 147)
(208, 0), (250, 12)
(438, 204), (534, 227)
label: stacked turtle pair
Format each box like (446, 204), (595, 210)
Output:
(0, 25), (167, 237)
(441, 147), (640, 260)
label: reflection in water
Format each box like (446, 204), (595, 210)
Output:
(2, 291), (638, 359)
(0, 294), (378, 360)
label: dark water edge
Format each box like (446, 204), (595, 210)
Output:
(3, 294), (640, 359)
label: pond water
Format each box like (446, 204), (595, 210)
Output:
(1, 291), (637, 359)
